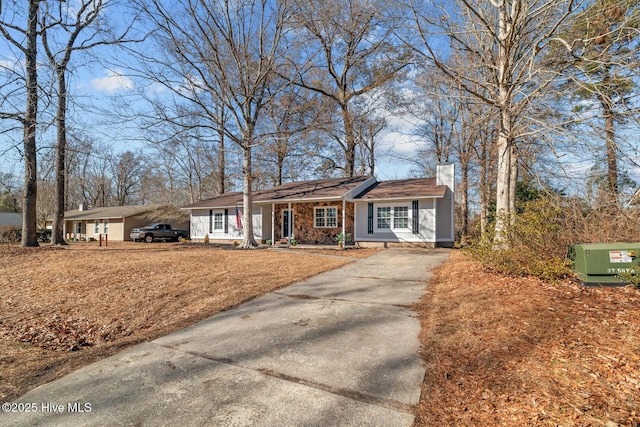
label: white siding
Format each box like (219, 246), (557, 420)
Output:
(354, 199), (437, 243)
(190, 207), (263, 240)
(436, 163), (455, 244)
(435, 188), (454, 242)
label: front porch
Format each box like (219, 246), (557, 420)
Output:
(270, 201), (355, 245)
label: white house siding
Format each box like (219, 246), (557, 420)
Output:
(353, 199), (437, 243)
(190, 207), (263, 241)
(436, 163), (455, 245)
(435, 188), (454, 243)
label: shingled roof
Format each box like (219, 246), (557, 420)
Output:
(183, 175), (446, 209)
(0, 212), (22, 227)
(182, 176), (373, 209)
(63, 205), (159, 220)
(354, 178), (447, 200)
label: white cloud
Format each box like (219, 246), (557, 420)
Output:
(91, 70), (134, 92)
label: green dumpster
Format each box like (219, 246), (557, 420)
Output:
(568, 242), (640, 286)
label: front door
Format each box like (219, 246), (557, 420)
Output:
(282, 209), (294, 239)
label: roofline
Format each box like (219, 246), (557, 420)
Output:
(65, 214), (129, 220)
(354, 195), (445, 202)
(345, 176), (378, 202)
(183, 196), (345, 209)
(258, 196), (345, 204)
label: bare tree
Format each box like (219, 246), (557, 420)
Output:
(0, 0), (41, 246)
(256, 86), (328, 186)
(40, 0), (139, 244)
(289, 0), (407, 177)
(67, 138), (114, 208)
(396, 63), (495, 242)
(111, 151), (146, 206)
(406, 0), (584, 244)
(138, 0), (291, 248)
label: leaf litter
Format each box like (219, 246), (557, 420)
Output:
(414, 250), (640, 427)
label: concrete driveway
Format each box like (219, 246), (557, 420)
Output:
(1, 248), (449, 427)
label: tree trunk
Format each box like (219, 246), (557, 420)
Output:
(494, 122), (513, 245)
(239, 143), (258, 248)
(493, 2), (516, 246)
(479, 138), (490, 237)
(21, 0), (40, 248)
(277, 147), (285, 186)
(217, 126), (226, 194)
(509, 143), (518, 217)
(341, 104), (356, 178)
(51, 69), (68, 245)
(600, 93), (618, 207)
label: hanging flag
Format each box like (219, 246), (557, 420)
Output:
(236, 206), (244, 231)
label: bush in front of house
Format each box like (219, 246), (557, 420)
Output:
(465, 197), (574, 281)
(466, 192), (640, 282)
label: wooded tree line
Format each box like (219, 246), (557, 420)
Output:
(1, 0), (638, 247)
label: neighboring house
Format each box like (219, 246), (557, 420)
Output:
(61, 204), (189, 241)
(0, 212), (22, 237)
(182, 163), (455, 247)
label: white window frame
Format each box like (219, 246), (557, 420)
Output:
(314, 206), (338, 228)
(103, 219), (109, 234)
(374, 203), (411, 232)
(376, 206), (391, 230)
(213, 212), (224, 231)
(393, 206), (410, 229)
(94, 220), (100, 234)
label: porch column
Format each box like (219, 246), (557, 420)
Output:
(342, 198), (346, 249)
(287, 201), (292, 247)
(271, 203), (275, 245)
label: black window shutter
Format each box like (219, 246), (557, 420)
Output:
(224, 209), (229, 234)
(209, 209), (213, 233)
(412, 200), (419, 234)
(367, 202), (374, 234)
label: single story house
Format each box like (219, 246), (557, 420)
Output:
(61, 204), (189, 241)
(182, 163), (455, 247)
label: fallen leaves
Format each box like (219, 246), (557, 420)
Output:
(0, 242), (354, 400)
(414, 250), (640, 427)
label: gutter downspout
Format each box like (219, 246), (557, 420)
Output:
(271, 203), (275, 246)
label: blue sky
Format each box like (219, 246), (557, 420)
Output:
(1, 0), (638, 201)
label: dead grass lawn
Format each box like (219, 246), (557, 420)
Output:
(415, 251), (640, 426)
(0, 242), (357, 401)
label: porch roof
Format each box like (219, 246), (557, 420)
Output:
(255, 176), (372, 203)
(354, 178), (447, 200)
(183, 176), (373, 209)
